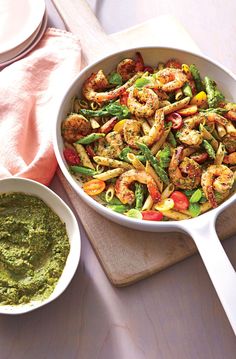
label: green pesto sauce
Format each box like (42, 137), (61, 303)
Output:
(0, 193), (70, 305)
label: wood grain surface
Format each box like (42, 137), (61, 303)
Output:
(53, 0), (236, 286)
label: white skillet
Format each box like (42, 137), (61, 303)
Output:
(52, 0), (236, 334)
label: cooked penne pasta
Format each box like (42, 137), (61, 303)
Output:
(200, 125), (218, 150)
(145, 161), (163, 191)
(93, 156), (132, 169)
(74, 143), (95, 169)
(161, 183), (175, 199)
(216, 123), (227, 138)
(175, 88), (183, 101)
(215, 143), (225, 165)
(105, 184), (115, 202)
(93, 168), (124, 181)
(127, 153), (146, 171)
(162, 210), (191, 220)
(162, 97), (190, 115)
(151, 127), (171, 155)
(142, 195), (154, 211)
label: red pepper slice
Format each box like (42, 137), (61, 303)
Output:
(85, 145), (95, 158)
(142, 210), (163, 221)
(119, 91), (129, 106)
(166, 112), (183, 129)
(63, 148), (80, 165)
(100, 117), (118, 134)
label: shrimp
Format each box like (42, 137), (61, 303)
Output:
(96, 131), (124, 158)
(168, 146), (202, 189)
(115, 169), (161, 205)
(61, 114), (91, 143)
(116, 52), (144, 81)
(82, 70), (140, 103)
(223, 152), (236, 165)
(123, 109), (164, 148)
(127, 87), (159, 118)
(207, 112), (236, 137)
(155, 68), (188, 92)
(201, 165), (234, 208)
(177, 113), (205, 146)
(222, 134), (236, 153)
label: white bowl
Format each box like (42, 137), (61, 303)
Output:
(0, 177), (81, 315)
(53, 46), (236, 232)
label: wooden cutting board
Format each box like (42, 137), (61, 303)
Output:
(52, 0), (236, 286)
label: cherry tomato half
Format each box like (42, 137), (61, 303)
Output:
(170, 191), (189, 211)
(142, 210), (164, 221)
(83, 179), (106, 196)
(166, 112), (183, 130)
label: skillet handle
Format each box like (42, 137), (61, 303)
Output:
(183, 218), (236, 334)
(51, 0), (118, 64)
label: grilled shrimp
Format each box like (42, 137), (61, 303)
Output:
(82, 70), (140, 103)
(207, 112), (236, 138)
(177, 113), (205, 146)
(115, 169), (161, 205)
(117, 52), (144, 81)
(61, 114), (91, 143)
(223, 152), (236, 165)
(127, 87), (159, 118)
(222, 135), (236, 153)
(177, 127), (203, 146)
(201, 164), (234, 207)
(168, 146), (202, 189)
(123, 109), (164, 148)
(155, 68), (187, 92)
(96, 131), (124, 158)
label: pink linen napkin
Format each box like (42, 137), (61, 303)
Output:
(0, 28), (82, 185)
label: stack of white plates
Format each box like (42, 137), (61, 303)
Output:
(0, 0), (47, 68)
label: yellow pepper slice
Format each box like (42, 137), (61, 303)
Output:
(113, 119), (127, 133)
(190, 91), (207, 107)
(182, 63), (191, 78)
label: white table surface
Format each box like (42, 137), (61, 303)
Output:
(0, 1), (236, 358)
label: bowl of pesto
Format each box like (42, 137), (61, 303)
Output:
(0, 177), (81, 314)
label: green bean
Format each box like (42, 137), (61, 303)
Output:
(202, 140), (216, 159)
(135, 183), (144, 210)
(182, 83), (193, 98)
(119, 147), (132, 162)
(76, 133), (105, 145)
(189, 64), (204, 92)
(137, 142), (169, 184)
(157, 145), (171, 168)
(69, 165), (97, 176)
(107, 204), (130, 213)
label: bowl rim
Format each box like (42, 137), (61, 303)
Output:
(0, 177), (81, 315)
(53, 46), (236, 232)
